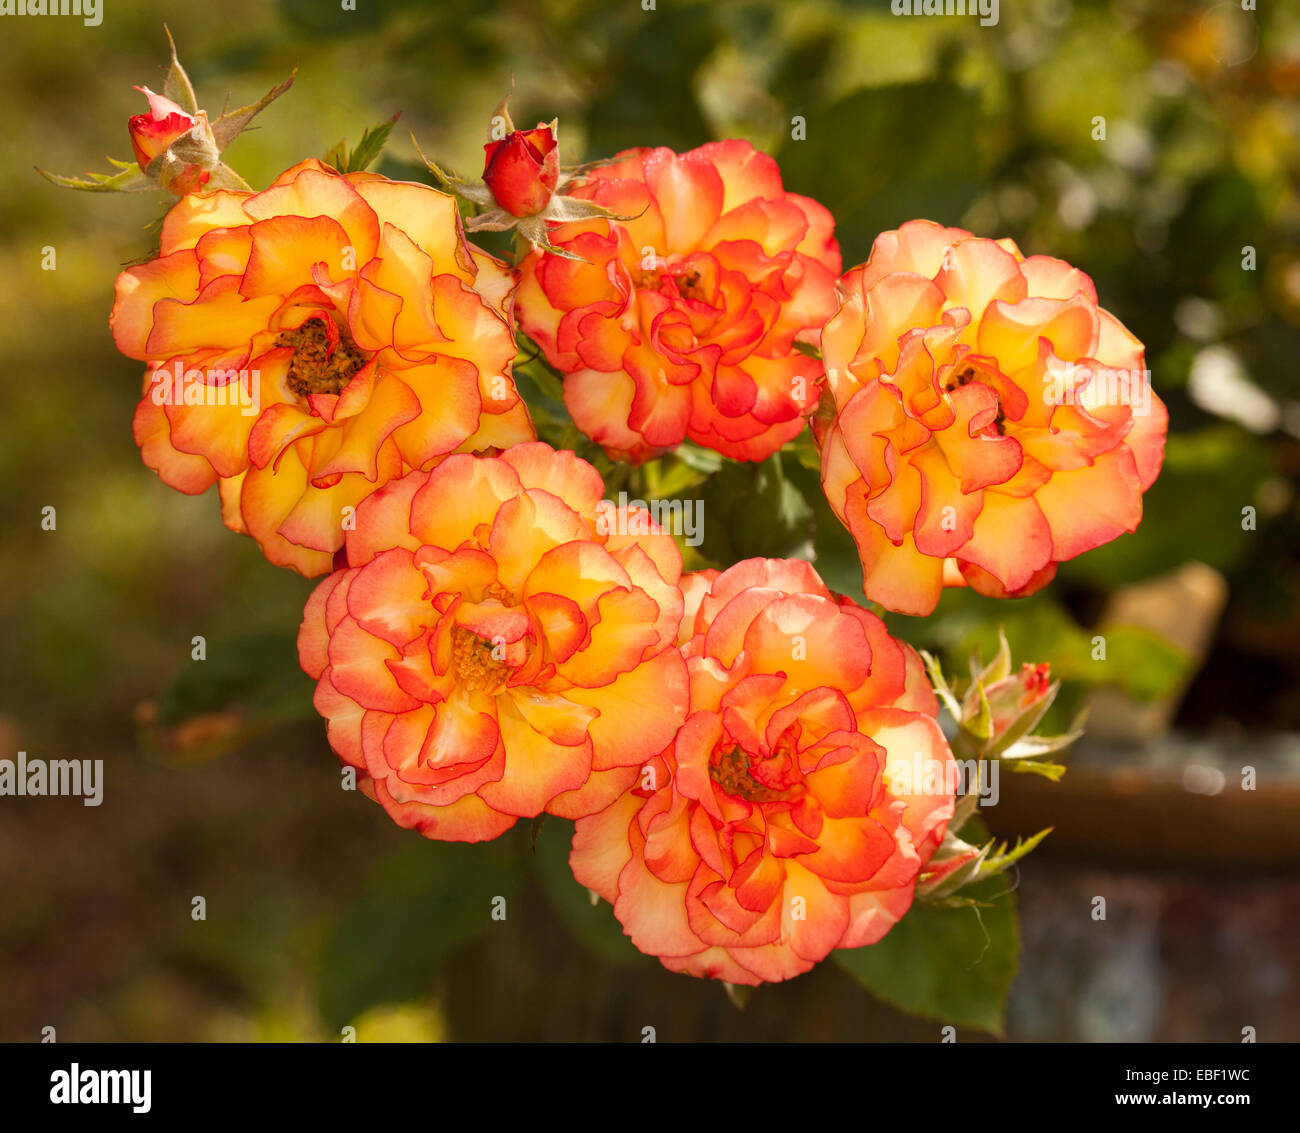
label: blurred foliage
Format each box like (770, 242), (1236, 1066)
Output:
(4, 0), (1300, 1042)
(320, 820), (651, 1029)
(154, 632), (315, 730)
(533, 818), (655, 970)
(776, 80), (984, 257)
(319, 832), (525, 1028)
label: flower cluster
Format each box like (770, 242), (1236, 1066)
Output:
(67, 41), (1167, 991)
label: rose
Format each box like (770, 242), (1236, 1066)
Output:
(297, 442), (690, 842)
(817, 219), (1167, 615)
(111, 158), (534, 576)
(516, 139), (841, 462)
(570, 557), (956, 984)
(127, 86), (212, 194)
(482, 124), (559, 217)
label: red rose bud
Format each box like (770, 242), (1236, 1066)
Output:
(128, 86), (200, 171)
(482, 125), (558, 217)
(985, 662), (1053, 736)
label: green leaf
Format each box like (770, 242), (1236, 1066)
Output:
(977, 829), (1053, 882)
(834, 875), (1019, 1036)
(641, 454), (711, 499)
(920, 650), (962, 722)
(675, 441), (724, 476)
(319, 835), (525, 1028)
(36, 163), (146, 193)
(162, 26), (199, 116)
(965, 679), (993, 742)
(696, 452), (813, 563)
(209, 70), (298, 152)
(973, 627), (1012, 687)
(785, 427), (822, 473)
(325, 114), (401, 174)
(350, 114), (401, 173)
(513, 337), (566, 405)
(322, 138), (348, 172)
(786, 457), (868, 603)
(532, 818), (652, 969)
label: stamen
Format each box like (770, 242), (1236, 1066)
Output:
(708, 746), (786, 803)
(275, 317), (367, 399)
(451, 625), (510, 692)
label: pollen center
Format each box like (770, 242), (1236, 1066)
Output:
(708, 746), (786, 803)
(452, 625), (510, 692)
(276, 317), (368, 399)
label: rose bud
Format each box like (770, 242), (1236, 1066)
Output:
(128, 86), (210, 190)
(482, 124), (559, 217)
(983, 662), (1053, 737)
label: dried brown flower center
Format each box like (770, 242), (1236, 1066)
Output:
(451, 625), (510, 692)
(631, 258), (706, 300)
(947, 363), (979, 389)
(708, 746), (786, 803)
(276, 317), (368, 399)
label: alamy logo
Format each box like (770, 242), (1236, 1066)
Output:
(50, 1064), (150, 1114)
(595, 491), (704, 547)
(1044, 361), (1153, 416)
(0, 0), (102, 27)
(890, 753), (1000, 806)
(891, 0), (998, 27)
(0, 752), (103, 806)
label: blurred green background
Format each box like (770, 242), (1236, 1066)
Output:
(2, 0), (1299, 1042)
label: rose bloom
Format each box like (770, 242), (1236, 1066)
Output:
(570, 558), (955, 984)
(818, 220), (1167, 615)
(483, 124), (559, 217)
(516, 139), (841, 463)
(112, 158), (534, 576)
(297, 442), (689, 842)
(128, 86), (209, 192)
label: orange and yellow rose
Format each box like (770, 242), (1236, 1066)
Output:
(516, 139), (841, 463)
(111, 158), (534, 576)
(297, 442), (690, 842)
(570, 557), (955, 984)
(817, 220), (1167, 615)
